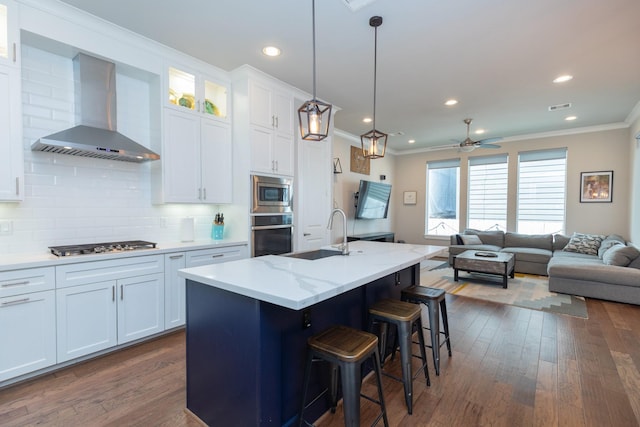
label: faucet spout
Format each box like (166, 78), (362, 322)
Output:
(327, 208), (349, 255)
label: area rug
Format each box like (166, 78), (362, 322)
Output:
(420, 264), (589, 319)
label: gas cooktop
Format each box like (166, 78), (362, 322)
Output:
(49, 240), (157, 257)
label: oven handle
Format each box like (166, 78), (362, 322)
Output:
(251, 224), (293, 231)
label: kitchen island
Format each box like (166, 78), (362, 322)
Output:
(178, 241), (445, 426)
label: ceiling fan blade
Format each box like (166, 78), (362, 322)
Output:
(477, 137), (503, 144)
(479, 143), (501, 149)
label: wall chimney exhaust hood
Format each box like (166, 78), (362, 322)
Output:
(31, 53), (160, 163)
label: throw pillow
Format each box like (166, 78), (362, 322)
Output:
(460, 234), (483, 245)
(562, 232), (605, 256)
(603, 244), (640, 267)
(628, 253), (640, 270)
(599, 238), (625, 259)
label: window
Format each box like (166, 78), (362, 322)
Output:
(468, 154), (508, 231)
(517, 149), (567, 234)
(426, 159), (460, 236)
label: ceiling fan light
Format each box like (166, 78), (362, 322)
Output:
(459, 145), (475, 152)
(298, 99), (332, 141)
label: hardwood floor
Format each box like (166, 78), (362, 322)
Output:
(2, 295), (640, 426)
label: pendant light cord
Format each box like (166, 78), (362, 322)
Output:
(372, 23), (378, 131)
(312, 0), (317, 100)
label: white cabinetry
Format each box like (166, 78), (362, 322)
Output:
(164, 244), (248, 329)
(0, 0), (19, 67)
(233, 67), (295, 177)
(0, 63), (23, 201)
(55, 255), (164, 363)
(0, 267), (56, 382)
(155, 64), (232, 204)
(162, 109), (232, 203)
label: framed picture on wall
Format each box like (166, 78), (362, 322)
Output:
(403, 191), (417, 205)
(580, 171), (613, 203)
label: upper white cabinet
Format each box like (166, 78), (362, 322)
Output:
(0, 0), (19, 67)
(156, 63), (232, 204)
(233, 68), (295, 177)
(167, 65), (228, 122)
(0, 63), (23, 201)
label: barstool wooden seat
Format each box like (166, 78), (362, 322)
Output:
(299, 325), (389, 427)
(401, 286), (452, 376)
(368, 299), (430, 415)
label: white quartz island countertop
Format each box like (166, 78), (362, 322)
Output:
(178, 241), (446, 310)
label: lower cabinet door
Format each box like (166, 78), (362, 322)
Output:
(117, 273), (164, 344)
(0, 290), (56, 381)
(164, 253), (186, 329)
(56, 281), (117, 363)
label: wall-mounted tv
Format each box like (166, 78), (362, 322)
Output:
(355, 180), (392, 219)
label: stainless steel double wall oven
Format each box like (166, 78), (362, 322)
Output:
(250, 175), (293, 257)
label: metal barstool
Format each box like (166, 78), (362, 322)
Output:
(368, 299), (430, 415)
(299, 325), (389, 427)
(401, 286), (452, 376)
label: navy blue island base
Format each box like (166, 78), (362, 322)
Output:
(185, 263), (419, 426)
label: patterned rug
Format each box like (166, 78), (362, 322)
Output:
(420, 264), (589, 319)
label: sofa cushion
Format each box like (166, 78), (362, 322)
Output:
(628, 253), (640, 269)
(460, 234), (483, 245)
(500, 247), (552, 264)
(463, 229), (505, 247)
(598, 234), (627, 258)
(553, 234), (571, 251)
(505, 232), (553, 251)
(563, 232), (605, 256)
(603, 244), (640, 267)
(548, 256), (640, 287)
(553, 250), (599, 260)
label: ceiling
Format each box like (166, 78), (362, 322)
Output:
(56, 0), (640, 153)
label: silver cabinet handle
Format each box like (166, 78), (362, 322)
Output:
(275, 116), (279, 128)
(271, 116), (275, 127)
(1, 280), (29, 288)
(203, 188), (207, 200)
(211, 254), (224, 258)
(120, 285), (123, 300)
(112, 285), (115, 302)
(275, 160), (279, 171)
(13, 43), (17, 63)
(2, 297), (30, 306)
(169, 254), (184, 260)
(303, 233), (311, 236)
(198, 188), (202, 200)
(197, 100), (201, 113)
(15, 177), (19, 196)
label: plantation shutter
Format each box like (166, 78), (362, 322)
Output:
(467, 154), (508, 230)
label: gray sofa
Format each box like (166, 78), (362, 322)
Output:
(450, 230), (640, 305)
(448, 229), (558, 276)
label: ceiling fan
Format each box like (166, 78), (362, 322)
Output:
(428, 118), (502, 152)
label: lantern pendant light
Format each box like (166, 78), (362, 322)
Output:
(298, 0), (332, 141)
(361, 16), (387, 159)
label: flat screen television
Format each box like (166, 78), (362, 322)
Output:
(355, 180), (392, 219)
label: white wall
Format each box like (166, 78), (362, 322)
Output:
(331, 132), (395, 242)
(630, 112), (640, 243)
(392, 127), (632, 244)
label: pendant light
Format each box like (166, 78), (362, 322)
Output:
(298, 0), (332, 141)
(361, 16), (387, 159)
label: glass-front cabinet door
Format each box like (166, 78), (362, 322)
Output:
(0, 0), (18, 66)
(167, 66), (228, 121)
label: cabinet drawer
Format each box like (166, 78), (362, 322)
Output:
(56, 255), (164, 289)
(186, 245), (247, 267)
(0, 267), (55, 298)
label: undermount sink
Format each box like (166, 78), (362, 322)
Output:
(284, 249), (344, 260)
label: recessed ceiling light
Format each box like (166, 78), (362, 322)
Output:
(363, 117), (372, 123)
(444, 99), (458, 106)
(262, 46), (281, 57)
(553, 74), (573, 83)
(408, 139), (415, 144)
(565, 115), (577, 121)
(474, 129), (485, 135)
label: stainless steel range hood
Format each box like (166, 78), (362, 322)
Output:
(31, 53), (160, 163)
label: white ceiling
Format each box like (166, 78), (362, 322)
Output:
(56, 0), (640, 153)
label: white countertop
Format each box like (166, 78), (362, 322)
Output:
(0, 239), (248, 270)
(178, 241), (446, 310)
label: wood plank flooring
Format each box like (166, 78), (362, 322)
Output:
(2, 294), (640, 426)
